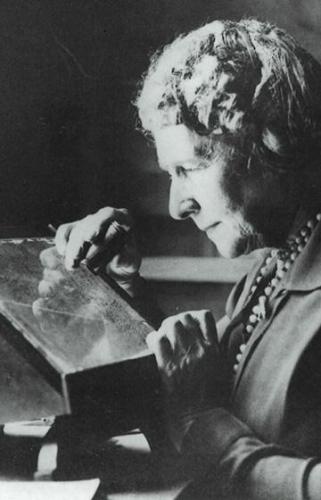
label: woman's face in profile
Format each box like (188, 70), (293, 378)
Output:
(153, 124), (291, 258)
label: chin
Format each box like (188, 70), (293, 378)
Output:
(208, 236), (243, 258)
(211, 234), (259, 258)
(217, 243), (244, 258)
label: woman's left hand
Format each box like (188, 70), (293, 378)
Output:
(146, 310), (222, 451)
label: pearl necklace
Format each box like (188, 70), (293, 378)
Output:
(233, 212), (321, 373)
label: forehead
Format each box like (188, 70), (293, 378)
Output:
(153, 125), (201, 168)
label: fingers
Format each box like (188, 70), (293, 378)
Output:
(55, 222), (76, 257)
(64, 218), (93, 270)
(32, 297), (47, 318)
(146, 330), (173, 370)
(147, 310), (217, 368)
(160, 310), (217, 348)
(147, 330), (177, 392)
(192, 310), (218, 346)
(147, 311), (218, 411)
(38, 269), (67, 298)
(163, 317), (198, 354)
(39, 247), (61, 269)
(54, 207), (133, 270)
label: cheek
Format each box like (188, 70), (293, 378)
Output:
(220, 165), (245, 212)
(196, 174), (230, 213)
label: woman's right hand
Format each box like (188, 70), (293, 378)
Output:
(54, 207), (141, 295)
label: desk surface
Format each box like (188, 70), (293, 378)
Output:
(0, 421), (191, 500)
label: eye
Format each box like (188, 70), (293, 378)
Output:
(175, 163), (208, 177)
(176, 166), (187, 177)
(175, 165), (197, 177)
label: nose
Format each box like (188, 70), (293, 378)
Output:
(168, 181), (200, 220)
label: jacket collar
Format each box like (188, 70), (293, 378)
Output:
(281, 219), (321, 292)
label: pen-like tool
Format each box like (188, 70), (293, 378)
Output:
(48, 221), (129, 274)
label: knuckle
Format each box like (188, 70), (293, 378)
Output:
(40, 247), (52, 260)
(180, 312), (191, 322)
(39, 247), (58, 268)
(97, 206), (114, 219)
(160, 316), (173, 330)
(199, 309), (211, 318)
(43, 268), (53, 281)
(55, 224), (69, 247)
(184, 311), (198, 322)
(81, 215), (94, 229)
(57, 222), (69, 234)
(38, 279), (54, 298)
(161, 316), (183, 335)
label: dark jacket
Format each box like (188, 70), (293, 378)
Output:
(183, 221), (321, 499)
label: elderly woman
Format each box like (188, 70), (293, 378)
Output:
(54, 19), (321, 499)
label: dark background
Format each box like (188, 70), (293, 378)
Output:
(0, 0), (321, 255)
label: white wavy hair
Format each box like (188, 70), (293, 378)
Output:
(135, 19), (321, 173)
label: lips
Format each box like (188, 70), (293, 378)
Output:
(204, 222), (220, 232)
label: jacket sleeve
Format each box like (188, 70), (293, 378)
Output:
(182, 408), (321, 500)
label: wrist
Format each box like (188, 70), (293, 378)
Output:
(166, 406), (216, 453)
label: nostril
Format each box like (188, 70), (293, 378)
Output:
(178, 199), (200, 219)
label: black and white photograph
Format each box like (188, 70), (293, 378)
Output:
(0, 1), (321, 498)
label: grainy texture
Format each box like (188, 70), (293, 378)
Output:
(0, 237), (153, 375)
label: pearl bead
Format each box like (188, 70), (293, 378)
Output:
(249, 314), (257, 324)
(237, 213), (318, 373)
